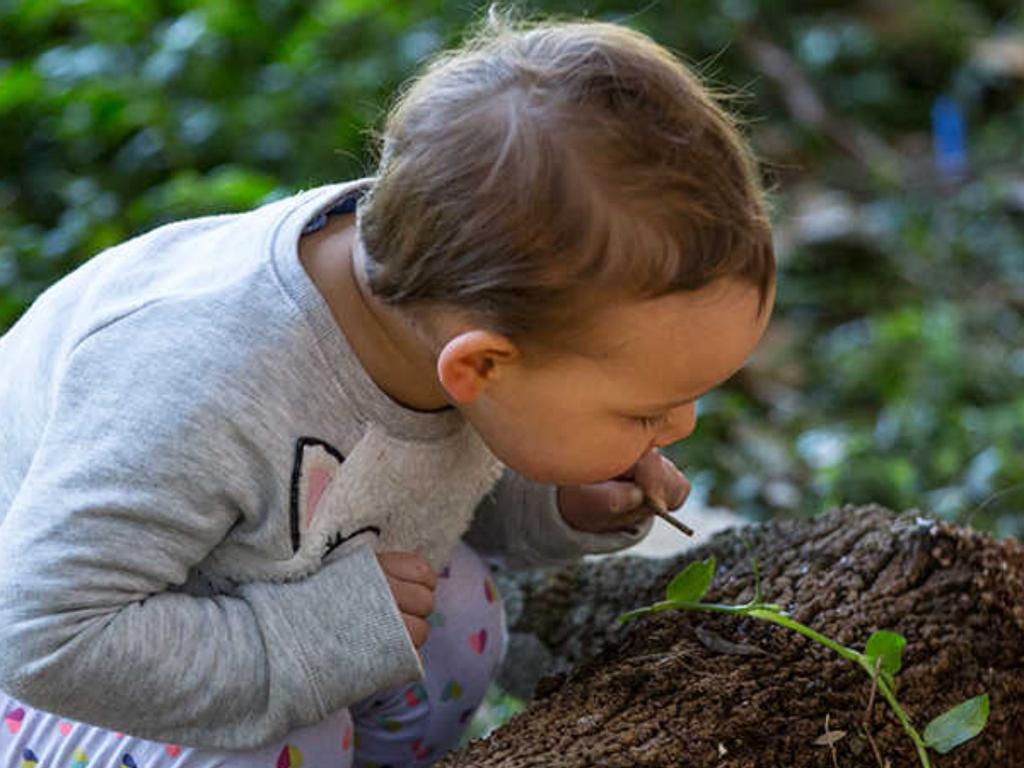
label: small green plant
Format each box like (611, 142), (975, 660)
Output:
(619, 556), (989, 767)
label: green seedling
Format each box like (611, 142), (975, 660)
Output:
(619, 555), (989, 767)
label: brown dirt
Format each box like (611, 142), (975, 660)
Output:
(441, 506), (1024, 767)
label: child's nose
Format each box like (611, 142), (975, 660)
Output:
(653, 403), (697, 447)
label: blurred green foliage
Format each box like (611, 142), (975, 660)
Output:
(2, 0), (1022, 535)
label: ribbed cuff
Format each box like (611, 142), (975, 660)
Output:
(242, 544), (422, 723)
(521, 480), (655, 561)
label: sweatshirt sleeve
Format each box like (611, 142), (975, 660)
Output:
(463, 469), (654, 569)
(0, 315), (422, 750)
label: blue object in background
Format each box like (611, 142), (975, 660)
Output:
(932, 96), (968, 180)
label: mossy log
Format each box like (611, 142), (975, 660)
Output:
(441, 505), (1024, 767)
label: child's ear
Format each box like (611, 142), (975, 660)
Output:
(436, 330), (519, 404)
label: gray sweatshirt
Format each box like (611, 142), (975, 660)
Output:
(0, 179), (650, 750)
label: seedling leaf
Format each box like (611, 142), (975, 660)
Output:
(923, 694), (990, 754)
(864, 630), (906, 678)
(666, 557), (715, 603)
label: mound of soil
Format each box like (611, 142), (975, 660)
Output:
(441, 506), (1024, 767)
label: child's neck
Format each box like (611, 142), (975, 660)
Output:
(298, 213), (453, 413)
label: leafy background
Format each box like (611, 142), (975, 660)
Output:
(2, 0), (1022, 539)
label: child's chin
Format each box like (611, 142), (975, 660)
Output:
(498, 458), (569, 486)
(507, 461), (626, 488)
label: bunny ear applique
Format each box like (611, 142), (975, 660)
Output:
(289, 437), (346, 553)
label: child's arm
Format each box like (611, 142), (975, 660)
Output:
(0, 315), (421, 750)
(463, 469), (655, 569)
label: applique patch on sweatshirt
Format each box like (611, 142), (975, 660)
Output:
(289, 437), (379, 556)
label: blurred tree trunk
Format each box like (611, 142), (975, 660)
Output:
(441, 506), (1024, 767)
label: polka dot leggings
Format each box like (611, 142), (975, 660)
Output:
(0, 542), (507, 768)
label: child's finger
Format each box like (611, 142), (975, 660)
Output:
(605, 481), (646, 513)
(668, 474), (691, 510)
(636, 451), (691, 511)
(386, 578), (435, 619)
(633, 449), (671, 507)
(661, 454), (691, 509)
(617, 504), (655, 527)
(562, 481), (645, 517)
(377, 550), (438, 589)
(584, 481), (645, 517)
(403, 615), (431, 648)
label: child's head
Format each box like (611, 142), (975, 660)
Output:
(355, 12), (775, 483)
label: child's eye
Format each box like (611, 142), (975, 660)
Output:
(633, 414), (669, 430)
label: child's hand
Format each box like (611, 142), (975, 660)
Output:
(376, 551), (438, 648)
(557, 449), (690, 534)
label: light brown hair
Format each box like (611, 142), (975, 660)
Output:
(357, 9), (774, 353)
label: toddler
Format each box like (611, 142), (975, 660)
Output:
(0, 12), (774, 768)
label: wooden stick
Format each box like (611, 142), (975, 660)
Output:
(645, 496), (694, 537)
